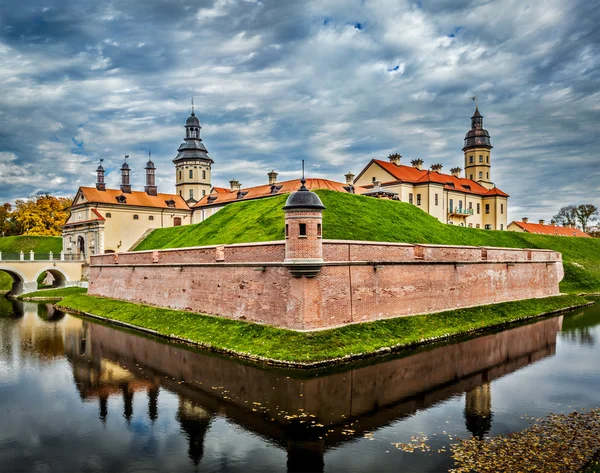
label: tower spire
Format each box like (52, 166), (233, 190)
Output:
(191, 97), (195, 117)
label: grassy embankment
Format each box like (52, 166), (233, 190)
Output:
(0, 236), (63, 291)
(58, 293), (589, 366)
(133, 190), (600, 294)
(18, 287), (87, 300)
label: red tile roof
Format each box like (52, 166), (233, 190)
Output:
(77, 187), (190, 210)
(510, 221), (590, 237)
(194, 178), (364, 208)
(211, 187), (231, 194)
(360, 159), (509, 197)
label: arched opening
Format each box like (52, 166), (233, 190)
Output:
(34, 268), (70, 290)
(0, 267), (29, 296)
(77, 236), (86, 259)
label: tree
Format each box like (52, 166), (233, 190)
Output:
(11, 194), (72, 236)
(575, 204), (598, 233)
(0, 203), (12, 237)
(553, 205), (579, 227)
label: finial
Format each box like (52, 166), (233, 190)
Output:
(124, 154), (129, 161)
(100, 158), (104, 164)
(300, 159), (307, 190)
(149, 150), (151, 159)
(191, 97), (195, 116)
(470, 95), (478, 107)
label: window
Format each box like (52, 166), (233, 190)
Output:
(469, 156), (474, 164)
(179, 170), (182, 180)
(486, 156), (489, 164)
(485, 224), (492, 230)
(435, 194), (439, 206)
(409, 193), (413, 204)
(202, 170), (206, 179)
(299, 223), (307, 236)
(486, 172), (489, 179)
(500, 224), (504, 230)
(106, 213), (111, 218)
(149, 216), (154, 221)
(468, 223), (473, 228)
(285, 224), (289, 238)
(479, 155), (483, 163)
(133, 214), (139, 220)
(476, 224), (480, 229)
(485, 204), (490, 214)
(501, 204), (504, 214)
(469, 202), (472, 210)
(479, 171), (483, 179)
(189, 189), (194, 200)
(449, 199), (454, 212)
(469, 174), (474, 180)
(416, 194), (421, 205)
(179, 190), (183, 196)
(477, 203), (480, 214)
(189, 169), (193, 179)
(174, 217), (182, 226)
(202, 190), (206, 197)
(317, 223), (322, 237)
(372, 177), (376, 182)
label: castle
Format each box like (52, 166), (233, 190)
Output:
(62, 105), (509, 259)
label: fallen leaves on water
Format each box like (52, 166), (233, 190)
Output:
(449, 409), (600, 473)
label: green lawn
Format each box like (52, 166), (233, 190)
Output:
(58, 293), (589, 365)
(0, 236), (63, 290)
(18, 286), (87, 300)
(133, 190), (600, 294)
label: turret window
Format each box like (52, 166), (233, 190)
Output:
(317, 223), (322, 237)
(179, 171), (182, 180)
(189, 189), (194, 200)
(469, 156), (474, 164)
(202, 170), (206, 179)
(299, 223), (307, 236)
(479, 155), (483, 163)
(487, 172), (489, 179)
(486, 156), (489, 163)
(501, 203), (504, 214)
(285, 224), (289, 238)
(189, 169), (193, 179)
(479, 171), (483, 179)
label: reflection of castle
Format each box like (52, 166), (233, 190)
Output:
(7, 300), (565, 471)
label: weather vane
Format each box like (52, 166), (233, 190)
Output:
(125, 154), (129, 161)
(99, 158), (103, 164)
(470, 95), (478, 107)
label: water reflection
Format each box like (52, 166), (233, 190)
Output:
(1, 299), (599, 473)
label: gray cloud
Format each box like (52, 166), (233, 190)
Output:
(0, 0), (598, 223)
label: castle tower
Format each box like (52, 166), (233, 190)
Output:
(283, 178), (326, 278)
(120, 155), (131, 194)
(95, 160), (105, 191)
(463, 106), (493, 189)
(145, 152), (157, 196)
(173, 103), (213, 204)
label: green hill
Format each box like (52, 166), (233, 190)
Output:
(0, 236), (63, 290)
(133, 190), (600, 294)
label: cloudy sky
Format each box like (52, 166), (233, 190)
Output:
(0, 0), (598, 222)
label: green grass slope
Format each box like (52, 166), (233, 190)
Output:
(0, 236), (63, 290)
(133, 190), (600, 294)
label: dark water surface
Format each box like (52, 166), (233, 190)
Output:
(0, 297), (599, 473)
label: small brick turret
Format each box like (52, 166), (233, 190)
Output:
(283, 179), (325, 278)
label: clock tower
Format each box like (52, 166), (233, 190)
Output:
(463, 106), (493, 189)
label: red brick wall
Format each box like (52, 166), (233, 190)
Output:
(285, 211), (323, 260)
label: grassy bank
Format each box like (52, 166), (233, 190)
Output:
(133, 191), (600, 294)
(18, 287), (87, 300)
(57, 293), (590, 366)
(0, 236), (63, 290)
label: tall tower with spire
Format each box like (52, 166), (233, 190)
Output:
(463, 106), (494, 190)
(173, 100), (213, 203)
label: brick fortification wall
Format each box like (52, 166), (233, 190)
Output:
(88, 240), (564, 331)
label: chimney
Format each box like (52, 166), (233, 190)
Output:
(267, 170), (278, 185)
(388, 153), (401, 166)
(450, 166), (462, 178)
(120, 155), (132, 194)
(144, 153), (157, 196)
(522, 217), (529, 223)
(373, 179), (381, 188)
(96, 160), (106, 191)
(539, 219), (545, 226)
(430, 163), (443, 173)
(411, 159), (424, 170)
(229, 179), (241, 192)
(345, 172), (355, 185)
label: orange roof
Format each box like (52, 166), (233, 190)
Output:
(194, 178), (364, 208)
(510, 221), (590, 237)
(360, 159), (509, 197)
(77, 187), (190, 210)
(211, 187), (231, 194)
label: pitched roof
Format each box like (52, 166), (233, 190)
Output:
(510, 221), (590, 238)
(77, 187), (190, 210)
(194, 178), (365, 208)
(360, 159), (509, 197)
(211, 187), (231, 194)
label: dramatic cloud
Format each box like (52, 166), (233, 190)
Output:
(0, 0), (598, 222)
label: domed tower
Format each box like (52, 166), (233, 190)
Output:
(145, 152), (157, 196)
(463, 106), (493, 189)
(282, 177), (326, 278)
(173, 102), (213, 203)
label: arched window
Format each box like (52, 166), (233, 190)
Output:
(133, 214), (139, 220)
(149, 215), (154, 221)
(105, 213), (111, 218)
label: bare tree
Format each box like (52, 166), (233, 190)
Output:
(575, 204), (598, 233)
(553, 205), (578, 227)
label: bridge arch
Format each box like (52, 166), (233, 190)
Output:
(0, 266), (30, 295)
(34, 267), (71, 289)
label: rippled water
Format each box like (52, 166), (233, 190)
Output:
(0, 297), (599, 473)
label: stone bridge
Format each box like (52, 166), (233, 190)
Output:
(0, 251), (86, 295)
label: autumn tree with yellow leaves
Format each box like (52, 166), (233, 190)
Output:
(9, 194), (72, 236)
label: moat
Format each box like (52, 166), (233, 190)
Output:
(1, 297), (599, 473)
